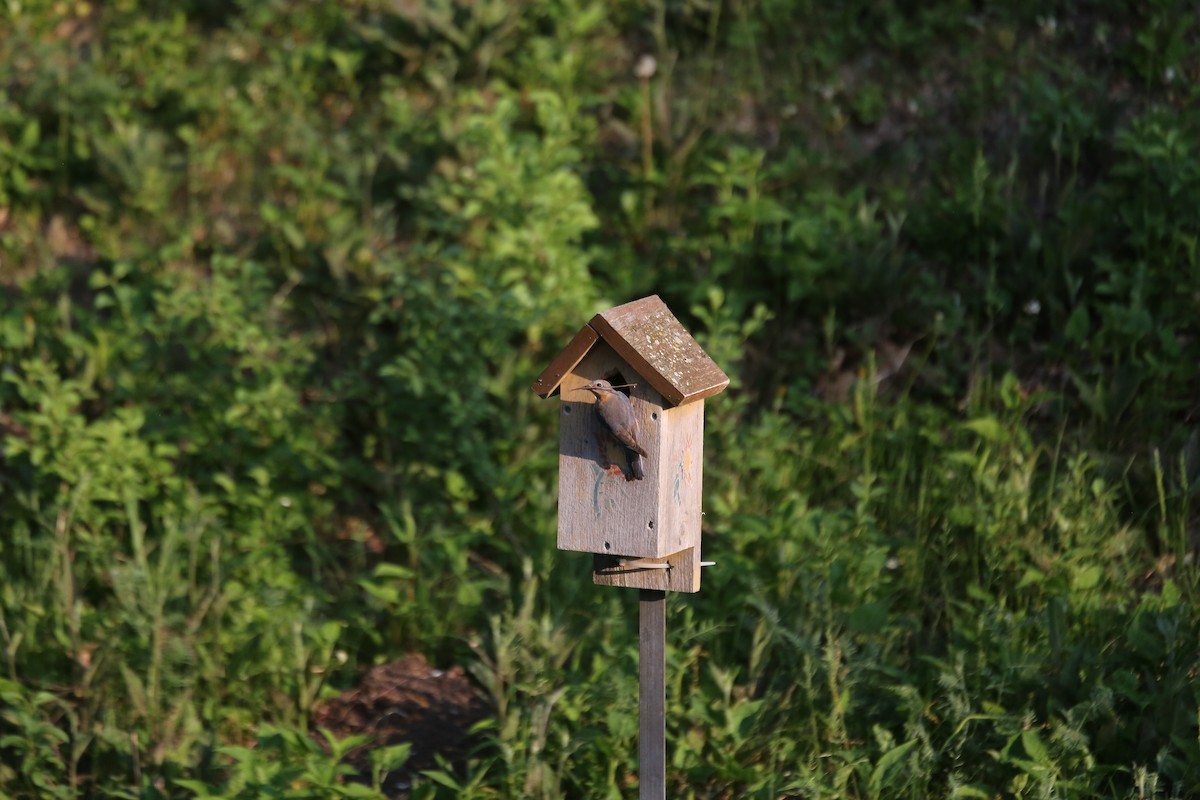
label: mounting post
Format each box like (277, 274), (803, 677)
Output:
(639, 589), (666, 799)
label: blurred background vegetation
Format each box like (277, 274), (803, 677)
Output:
(1, 0), (1199, 797)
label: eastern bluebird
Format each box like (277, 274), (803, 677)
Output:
(577, 379), (647, 480)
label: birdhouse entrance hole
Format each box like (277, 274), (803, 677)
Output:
(604, 370), (632, 398)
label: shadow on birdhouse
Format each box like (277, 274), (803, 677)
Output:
(532, 295), (729, 592)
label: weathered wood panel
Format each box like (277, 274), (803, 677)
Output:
(590, 295), (729, 406)
(557, 343), (663, 556)
(653, 398), (703, 557)
(592, 546), (701, 593)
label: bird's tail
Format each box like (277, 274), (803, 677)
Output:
(626, 449), (645, 481)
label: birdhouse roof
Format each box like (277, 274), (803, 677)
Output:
(531, 295), (730, 407)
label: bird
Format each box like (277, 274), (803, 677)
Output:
(576, 379), (647, 480)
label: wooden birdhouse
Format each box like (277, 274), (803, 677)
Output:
(532, 295), (729, 592)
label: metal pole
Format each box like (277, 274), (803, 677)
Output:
(639, 588), (666, 799)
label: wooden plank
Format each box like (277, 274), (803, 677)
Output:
(590, 295), (729, 407)
(557, 344), (664, 556)
(592, 546), (700, 593)
(530, 323), (598, 398)
(655, 399), (704, 558)
(639, 589), (666, 800)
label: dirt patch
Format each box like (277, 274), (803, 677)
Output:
(313, 653), (490, 797)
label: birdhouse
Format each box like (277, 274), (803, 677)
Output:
(532, 295), (729, 592)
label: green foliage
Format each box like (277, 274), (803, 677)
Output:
(173, 726), (397, 799)
(2, 0), (1200, 798)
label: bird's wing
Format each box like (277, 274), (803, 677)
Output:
(598, 404), (649, 457)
